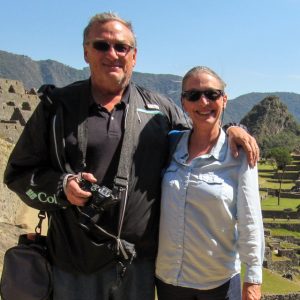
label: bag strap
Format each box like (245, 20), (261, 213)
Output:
(167, 130), (185, 166)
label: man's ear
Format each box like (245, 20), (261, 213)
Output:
(132, 48), (137, 67)
(84, 46), (89, 63)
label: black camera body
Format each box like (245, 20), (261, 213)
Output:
(77, 179), (136, 265)
(79, 179), (120, 213)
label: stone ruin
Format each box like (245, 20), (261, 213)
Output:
(264, 228), (300, 279)
(0, 78), (39, 143)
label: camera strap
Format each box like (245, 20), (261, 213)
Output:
(75, 84), (138, 268)
(112, 85), (139, 259)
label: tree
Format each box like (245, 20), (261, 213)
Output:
(267, 147), (292, 205)
(261, 131), (300, 158)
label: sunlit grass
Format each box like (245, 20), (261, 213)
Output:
(261, 268), (300, 294)
(259, 177), (295, 190)
(240, 266), (300, 294)
(261, 197), (300, 211)
(258, 160), (299, 190)
(264, 218), (300, 224)
(266, 227), (300, 238)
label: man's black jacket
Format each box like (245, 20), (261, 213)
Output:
(4, 79), (189, 273)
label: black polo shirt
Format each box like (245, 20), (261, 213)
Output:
(85, 88), (129, 188)
(65, 87), (129, 188)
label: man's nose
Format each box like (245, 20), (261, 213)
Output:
(105, 46), (119, 59)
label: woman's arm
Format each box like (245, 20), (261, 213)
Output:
(236, 157), (265, 299)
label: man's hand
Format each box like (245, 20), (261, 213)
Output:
(65, 172), (97, 206)
(227, 126), (259, 168)
(242, 283), (261, 300)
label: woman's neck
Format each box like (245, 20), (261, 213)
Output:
(187, 126), (220, 163)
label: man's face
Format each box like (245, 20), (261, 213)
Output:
(84, 20), (137, 93)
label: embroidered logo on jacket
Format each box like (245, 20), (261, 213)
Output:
(26, 189), (57, 204)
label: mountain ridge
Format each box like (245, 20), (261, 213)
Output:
(1, 49), (300, 123)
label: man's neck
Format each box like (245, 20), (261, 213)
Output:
(91, 86), (126, 112)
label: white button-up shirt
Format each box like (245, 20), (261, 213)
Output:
(156, 129), (264, 290)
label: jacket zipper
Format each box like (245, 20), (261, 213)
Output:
(52, 115), (64, 172)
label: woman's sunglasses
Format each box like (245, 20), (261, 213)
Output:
(181, 89), (224, 102)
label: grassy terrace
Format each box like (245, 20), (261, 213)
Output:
(261, 197), (300, 211)
(240, 266), (300, 294)
(258, 161), (298, 190)
(257, 160), (300, 294)
(261, 268), (300, 294)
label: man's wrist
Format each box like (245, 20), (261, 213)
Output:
(63, 174), (78, 194)
(223, 123), (248, 134)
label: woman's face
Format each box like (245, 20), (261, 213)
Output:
(182, 71), (227, 131)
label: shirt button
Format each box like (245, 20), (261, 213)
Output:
(111, 116), (114, 120)
(177, 260), (180, 264)
(178, 245), (182, 248)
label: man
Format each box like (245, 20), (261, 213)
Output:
(4, 12), (259, 300)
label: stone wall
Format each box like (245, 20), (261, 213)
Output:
(273, 235), (300, 246)
(0, 78), (39, 143)
(262, 294), (300, 300)
(264, 259), (293, 274)
(0, 138), (38, 274)
(262, 210), (299, 219)
(0, 121), (24, 143)
(278, 249), (299, 265)
(260, 187), (300, 199)
(0, 78), (25, 94)
(286, 165), (300, 171)
(279, 192), (300, 199)
(273, 172), (299, 180)
(264, 222), (300, 232)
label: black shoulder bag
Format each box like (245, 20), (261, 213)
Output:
(0, 211), (52, 300)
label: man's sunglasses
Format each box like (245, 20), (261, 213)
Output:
(86, 40), (134, 56)
(181, 89), (224, 102)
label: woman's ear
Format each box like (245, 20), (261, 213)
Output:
(222, 94), (228, 110)
(181, 97), (186, 112)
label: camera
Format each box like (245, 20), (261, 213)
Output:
(79, 179), (120, 213)
(77, 179), (120, 228)
(76, 179), (136, 264)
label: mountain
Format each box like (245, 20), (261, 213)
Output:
(1, 50), (300, 123)
(224, 92), (300, 124)
(240, 95), (300, 153)
(0, 50), (90, 89)
(0, 50), (182, 105)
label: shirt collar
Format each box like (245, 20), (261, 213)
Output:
(209, 129), (227, 161)
(88, 80), (130, 108)
(175, 128), (228, 164)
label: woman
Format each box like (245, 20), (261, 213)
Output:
(156, 66), (264, 300)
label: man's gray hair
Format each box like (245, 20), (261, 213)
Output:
(83, 12), (137, 47)
(182, 66), (226, 91)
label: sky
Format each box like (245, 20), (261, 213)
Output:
(1, 0), (300, 99)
